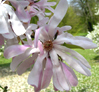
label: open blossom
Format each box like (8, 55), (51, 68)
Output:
(27, 0), (97, 91)
(2, 0), (97, 92)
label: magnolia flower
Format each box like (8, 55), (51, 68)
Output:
(0, 0), (26, 39)
(27, 0), (56, 19)
(9, 0), (31, 23)
(27, 0), (97, 91)
(3, 0), (97, 92)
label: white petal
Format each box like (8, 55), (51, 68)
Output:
(55, 48), (91, 76)
(48, 0), (68, 38)
(54, 44), (91, 68)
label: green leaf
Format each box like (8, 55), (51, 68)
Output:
(62, 43), (85, 50)
(30, 16), (38, 24)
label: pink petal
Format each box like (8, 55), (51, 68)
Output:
(61, 62), (78, 86)
(9, 0), (30, 22)
(17, 54), (38, 75)
(10, 48), (39, 71)
(34, 58), (53, 92)
(28, 53), (47, 87)
(41, 58), (53, 89)
(4, 45), (29, 59)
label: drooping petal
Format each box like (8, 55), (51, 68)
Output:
(10, 48), (39, 71)
(54, 44), (91, 69)
(50, 49), (70, 91)
(61, 62), (78, 86)
(34, 58), (53, 91)
(28, 53), (47, 87)
(52, 61), (70, 91)
(48, 0), (68, 38)
(41, 58), (53, 89)
(4, 45), (30, 59)
(53, 68), (64, 91)
(17, 54), (38, 75)
(55, 48), (91, 76)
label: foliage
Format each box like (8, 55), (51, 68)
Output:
(0, 46), (4, 58)
(70, 0), (99, 32)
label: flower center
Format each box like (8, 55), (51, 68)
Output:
(43, 40), (53, 51)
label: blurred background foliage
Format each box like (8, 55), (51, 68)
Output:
(49, 0), (99, 35)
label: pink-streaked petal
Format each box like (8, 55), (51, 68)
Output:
(34, 27), (43, 48)
(28, 53), (47, 87)
(0, 34), (4, 46)
(4, 45), (29, 59)
(16, 8), (30, 23)
(61, 62), (78, 86)
(38, 41), (44, 55)
(55, 48), (91, 76)
(53, 62), (70, 91)
(48, 0), (68, 38)
(9, 0), (30, 22)
(55, 32), (97, 49)
(54, 44), (91, 69)
(10, 48), (32, 71)
(9, 0), (29, 9)
(17, 54), (38, 75)
(10, 48), (39, 71)
(41, 58), (53, 89)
